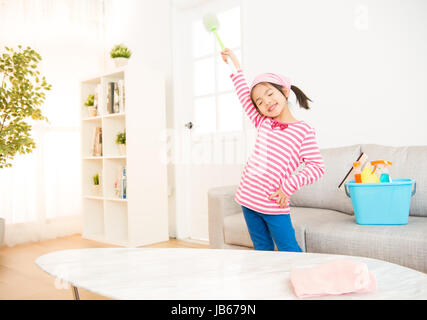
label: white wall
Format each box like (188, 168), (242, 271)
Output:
(241, 0), (427, 148)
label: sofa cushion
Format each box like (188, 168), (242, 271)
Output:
(291, 207), (350, 227)
(305, 214), (427, 273)
(361, 144), (427, 217)
(291, 207), (351, 252)
(290, 144), (361, 215)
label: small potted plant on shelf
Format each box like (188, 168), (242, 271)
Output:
(92, 173), (101, 196)
(115, 130), (126, 155)
(110, 44), (132, 67)
(85, 94), (97, 117)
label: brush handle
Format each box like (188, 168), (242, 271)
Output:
(212, 30), (237, 74)
(214, 32), (237, 74)
(213, 30), (225, 51)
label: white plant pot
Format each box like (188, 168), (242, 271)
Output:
(92, 184), (102, 197)
(114, 57), (128, 68)
(117, 144), (126, 155)
(87, 106), (97, 117)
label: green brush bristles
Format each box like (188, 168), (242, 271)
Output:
(203, 13), (219, 32)
(203, 13), (225, 50)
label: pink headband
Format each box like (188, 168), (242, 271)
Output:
(250, 73), (292, 93)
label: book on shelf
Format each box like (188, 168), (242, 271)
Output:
(106, 80), (125, 114)
(113, 82), (120, 113)
(118, 79), (125, 113)
(338, 152), (368, 190)
(91, 127), (103, 157)
(106, 82), (114, 114)
(114, 165), (127, 199)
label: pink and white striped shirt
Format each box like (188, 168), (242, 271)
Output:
(231, 70), (325, 215)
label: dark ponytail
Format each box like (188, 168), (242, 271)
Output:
(270, 83), (312, 110)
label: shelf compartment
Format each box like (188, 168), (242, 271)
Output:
(82, 158), (103, 197)
(103, 158), (127, 199)
(104, 200), (128, 243)
(102, 116), (126, 157)
(82, 198), (104, 237)
(81, 119), (103, 158)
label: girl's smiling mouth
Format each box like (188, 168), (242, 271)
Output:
(268, 103), (278, 112)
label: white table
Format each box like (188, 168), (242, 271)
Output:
(35, 248), (427, 300)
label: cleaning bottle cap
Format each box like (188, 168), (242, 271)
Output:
(353, 161), (361, 167)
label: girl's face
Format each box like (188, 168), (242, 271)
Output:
(251, 83), (289, 117)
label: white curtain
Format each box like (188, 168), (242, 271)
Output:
(0, 0), (106, 246)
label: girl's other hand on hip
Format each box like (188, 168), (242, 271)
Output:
(268, 188), (289, 208)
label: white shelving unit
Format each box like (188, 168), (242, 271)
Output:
(80, 64), (169, 247)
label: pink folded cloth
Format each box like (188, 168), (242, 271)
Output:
(290, 259), (377, 298)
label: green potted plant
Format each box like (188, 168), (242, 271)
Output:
(0, 45), (52, 168)
(92, 173), (101, 196)
(110, 44), (132, 67)
(84, 93), (97, 117)
(115, 130), (126, 155)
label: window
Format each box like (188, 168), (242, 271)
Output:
(192, 6), (242, 135)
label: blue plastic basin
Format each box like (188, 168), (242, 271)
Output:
(344, 179), (416, 225)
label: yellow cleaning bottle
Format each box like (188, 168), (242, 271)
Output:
(361, 163), (380, 183)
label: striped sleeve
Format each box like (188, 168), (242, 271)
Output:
(230, 70), (266, 129)
(281, 128), (325, 197)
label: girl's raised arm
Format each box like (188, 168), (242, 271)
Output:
(221, 49), (266, 129)
(230, 71), (266, 129)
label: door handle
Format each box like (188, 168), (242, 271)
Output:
(184, 122), (193, 130)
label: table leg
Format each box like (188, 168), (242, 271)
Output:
(71, 285), (80, 300)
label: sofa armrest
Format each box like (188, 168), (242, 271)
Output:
(208, 185), (241, 249)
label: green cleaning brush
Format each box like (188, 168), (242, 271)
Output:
(203, 13), (236, 74)
(203, 14), (225, 50)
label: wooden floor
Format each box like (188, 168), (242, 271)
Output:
(0, 234), (209, 300)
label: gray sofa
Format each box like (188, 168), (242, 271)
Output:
(208, 144), (427, 274)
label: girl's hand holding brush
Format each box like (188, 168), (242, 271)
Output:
(221, 48), (241, 72)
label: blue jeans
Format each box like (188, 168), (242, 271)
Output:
(242, 206), (302, 252)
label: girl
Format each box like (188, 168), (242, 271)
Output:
(221, 48), (325, 252)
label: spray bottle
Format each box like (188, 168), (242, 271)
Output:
(371, 160), (393, 183)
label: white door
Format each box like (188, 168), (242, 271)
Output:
(172, 1), (250, 241)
